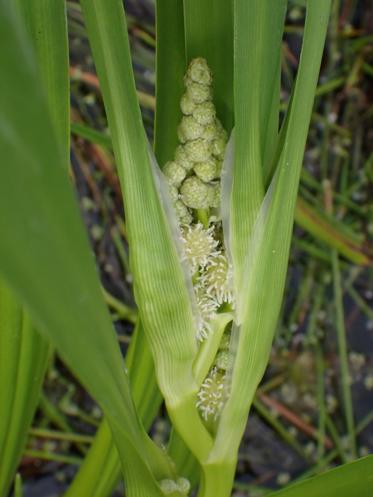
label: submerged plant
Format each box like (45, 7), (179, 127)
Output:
(1, 1), (373, 497)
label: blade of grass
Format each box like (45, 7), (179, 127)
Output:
(266, 456), (373, 497)
(211, 0), (332, 473)
(230, 0), (287, 295)
(154, 0), (185, 166)
(0, 281), (49, 497)
(71, 121), (112, 150)
(15, 0), (70, 168)
(0, 5), (175, 496)
(0, 2), (67, 493)
(65, 322), (164, 497)
(79, 0), (213, 464)
(14, 474), (23, 497)
(331, 250), (357, 458)
(295, 198), (373, 266)
(183, 0), (234, 130)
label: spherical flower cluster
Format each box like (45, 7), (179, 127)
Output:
(200, 253), (234, 305)
(196, 367), (227, 421)
(163, 57), (228, 221)
(194, 283), (220, 341)
(181, 223), (219, 273)
(196, 329), (232, 420)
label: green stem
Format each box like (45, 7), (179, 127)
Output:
(325, 414), (348, 463)
(28, 428), (94, 444)
(331, 250), (357, 458)
(198, 460), (236, 497)
(23, 449), (82, 466)
(102, 287), (137, 324)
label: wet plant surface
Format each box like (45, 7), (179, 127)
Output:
(18, 1), (373, 496)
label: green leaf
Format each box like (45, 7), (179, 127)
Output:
(267, 457), (373, 497)
(230, 0), (287, 294)
(65, 322), (163, 497)
(79, 0), (213, 462)
(0, 2), (67, 492)
(212, 0), (332, 467)
(71, 121), (113, 150)
(0, 281), (49, 497)
(154, 0), (185, 166)
(295, 198), (373, 266)
(15, 0), (70, 168)
(0, 4), (173, 496)
(183, 0), (234, 130)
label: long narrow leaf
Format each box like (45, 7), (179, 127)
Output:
(230, 0), (287, 295)
(0, 5), (172, 496)
(267, 456), (373, 497)
(79, 0), (213, 462)
(154, 0), (185, 166)
(0, 2), (68, 492)
(65, 323), (162, 497)
(212, 0), (332, 464)
(183, 0), (234, 130)
(15, 0), (70, 168)
(0, 281), (49, 497)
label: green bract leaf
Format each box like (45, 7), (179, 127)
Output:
(79, 0), (213, 463)
(267, 456), (373, 497)
(211, 0), (332, 469)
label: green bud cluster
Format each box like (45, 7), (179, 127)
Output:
(163, 57), (228, 221)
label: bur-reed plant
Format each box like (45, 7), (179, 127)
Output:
(0, 1), (372, 497)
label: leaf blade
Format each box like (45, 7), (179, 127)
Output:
(267, 456), (373, 497)
(0, 5), (169, 495)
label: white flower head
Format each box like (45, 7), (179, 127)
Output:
(181, 223), (219, 272)
(194, 283), (220, 341)
(201, 252), (234, 305)
(196, 367), (227, 421)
